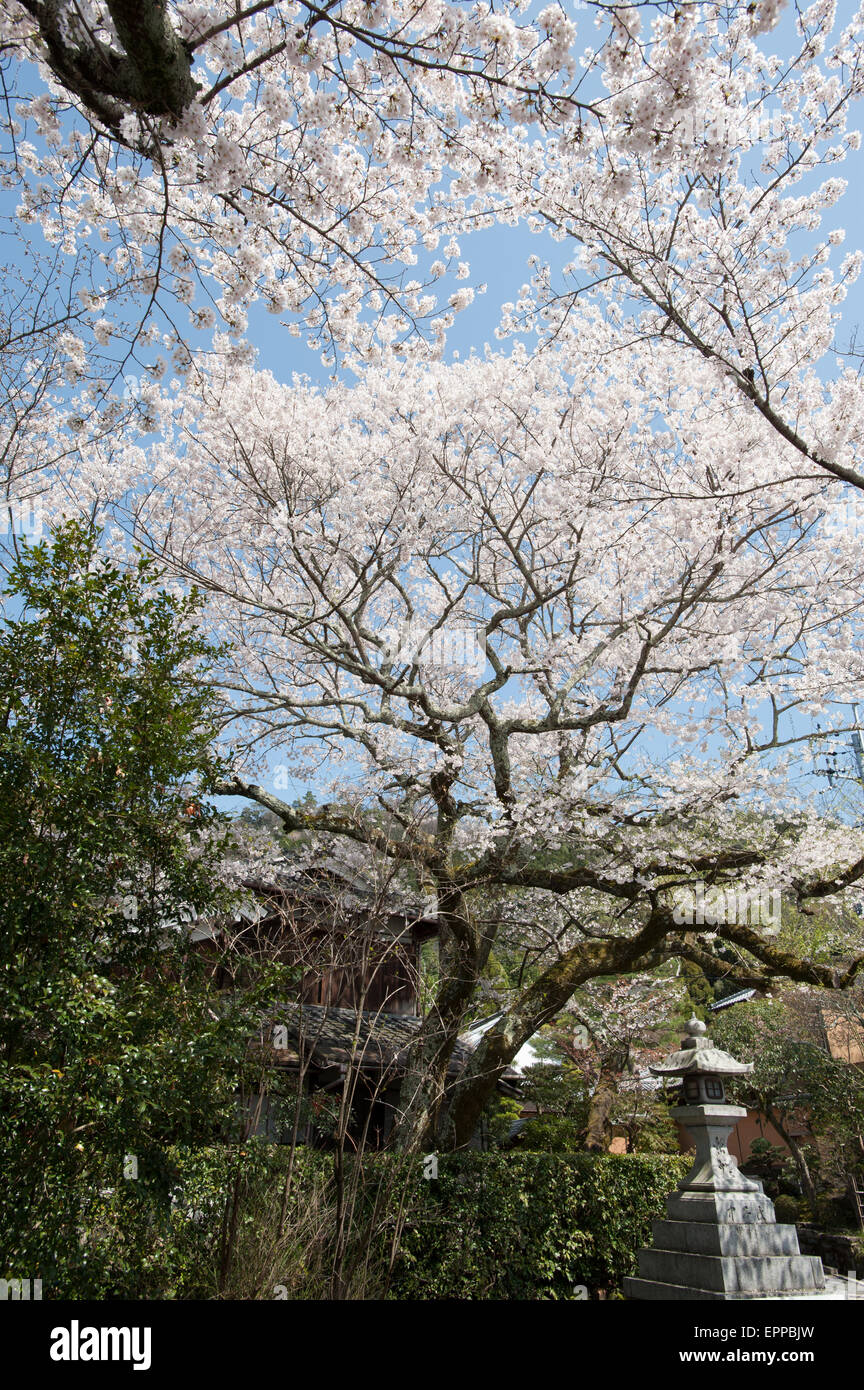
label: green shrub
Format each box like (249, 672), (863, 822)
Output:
(627, 1101), (681, 1155)
(813, 1195), (847, 1230)
(391, 1151), (690, 1299)
(53, 1142), (339, 1300)
(773, 1193), (800, 1226)
(514, 1115), (585, 1152)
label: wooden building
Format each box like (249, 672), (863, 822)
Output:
(191, 854), (516, 1147)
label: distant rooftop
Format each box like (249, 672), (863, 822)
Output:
(709, 988), (757, 1012)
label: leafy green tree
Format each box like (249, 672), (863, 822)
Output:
(477, 1094), (523, 1150)
(614, 1095), (680, 1156)
(713, 995), (864, 1208)
(519, 1061), (590, 1122)
(0, 520), (270, 1294)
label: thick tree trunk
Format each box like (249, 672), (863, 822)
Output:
(19, 0), (198, 129)
(107, 0), (199, 117)
(443, 939), (616, 1149)
(392, 887), (491, 1152)
(583, 1047), (629, 1152)
(443, 907), (676, 1149)
(583, 1085), (614, 1151)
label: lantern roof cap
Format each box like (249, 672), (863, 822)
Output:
(648, 1016), (753, 1078)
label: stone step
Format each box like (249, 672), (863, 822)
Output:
(637, 1248), (826, 1295)
(623, 1275), (847, 1302)
(651, 1218), (801, 1258)
(666, 1191), (776, 1225)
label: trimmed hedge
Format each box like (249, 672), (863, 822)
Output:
(54, 1145), (689, 1298)
(389, 1152), (690, 1299)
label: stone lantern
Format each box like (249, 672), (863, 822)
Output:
(651, 1015), (759, 1201)
(623, 1017), (843, 1300)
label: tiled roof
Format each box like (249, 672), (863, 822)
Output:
(204, 855), (439, 938)
(271, 1003), (468, 1073)
(269, 1003), (519, 1090)
(232, 847), (437, 918)
(709, 988), (757, 1011)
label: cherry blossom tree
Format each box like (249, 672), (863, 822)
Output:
(487, 0), (864, 492)
(5, 1), (845, 388)
(0, 0), (691, 381)
(46, 316), (864, 1149)
(4, 0), (864, 559)
(5, 3), (864, 502)
(550, 974), (683, 1151)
